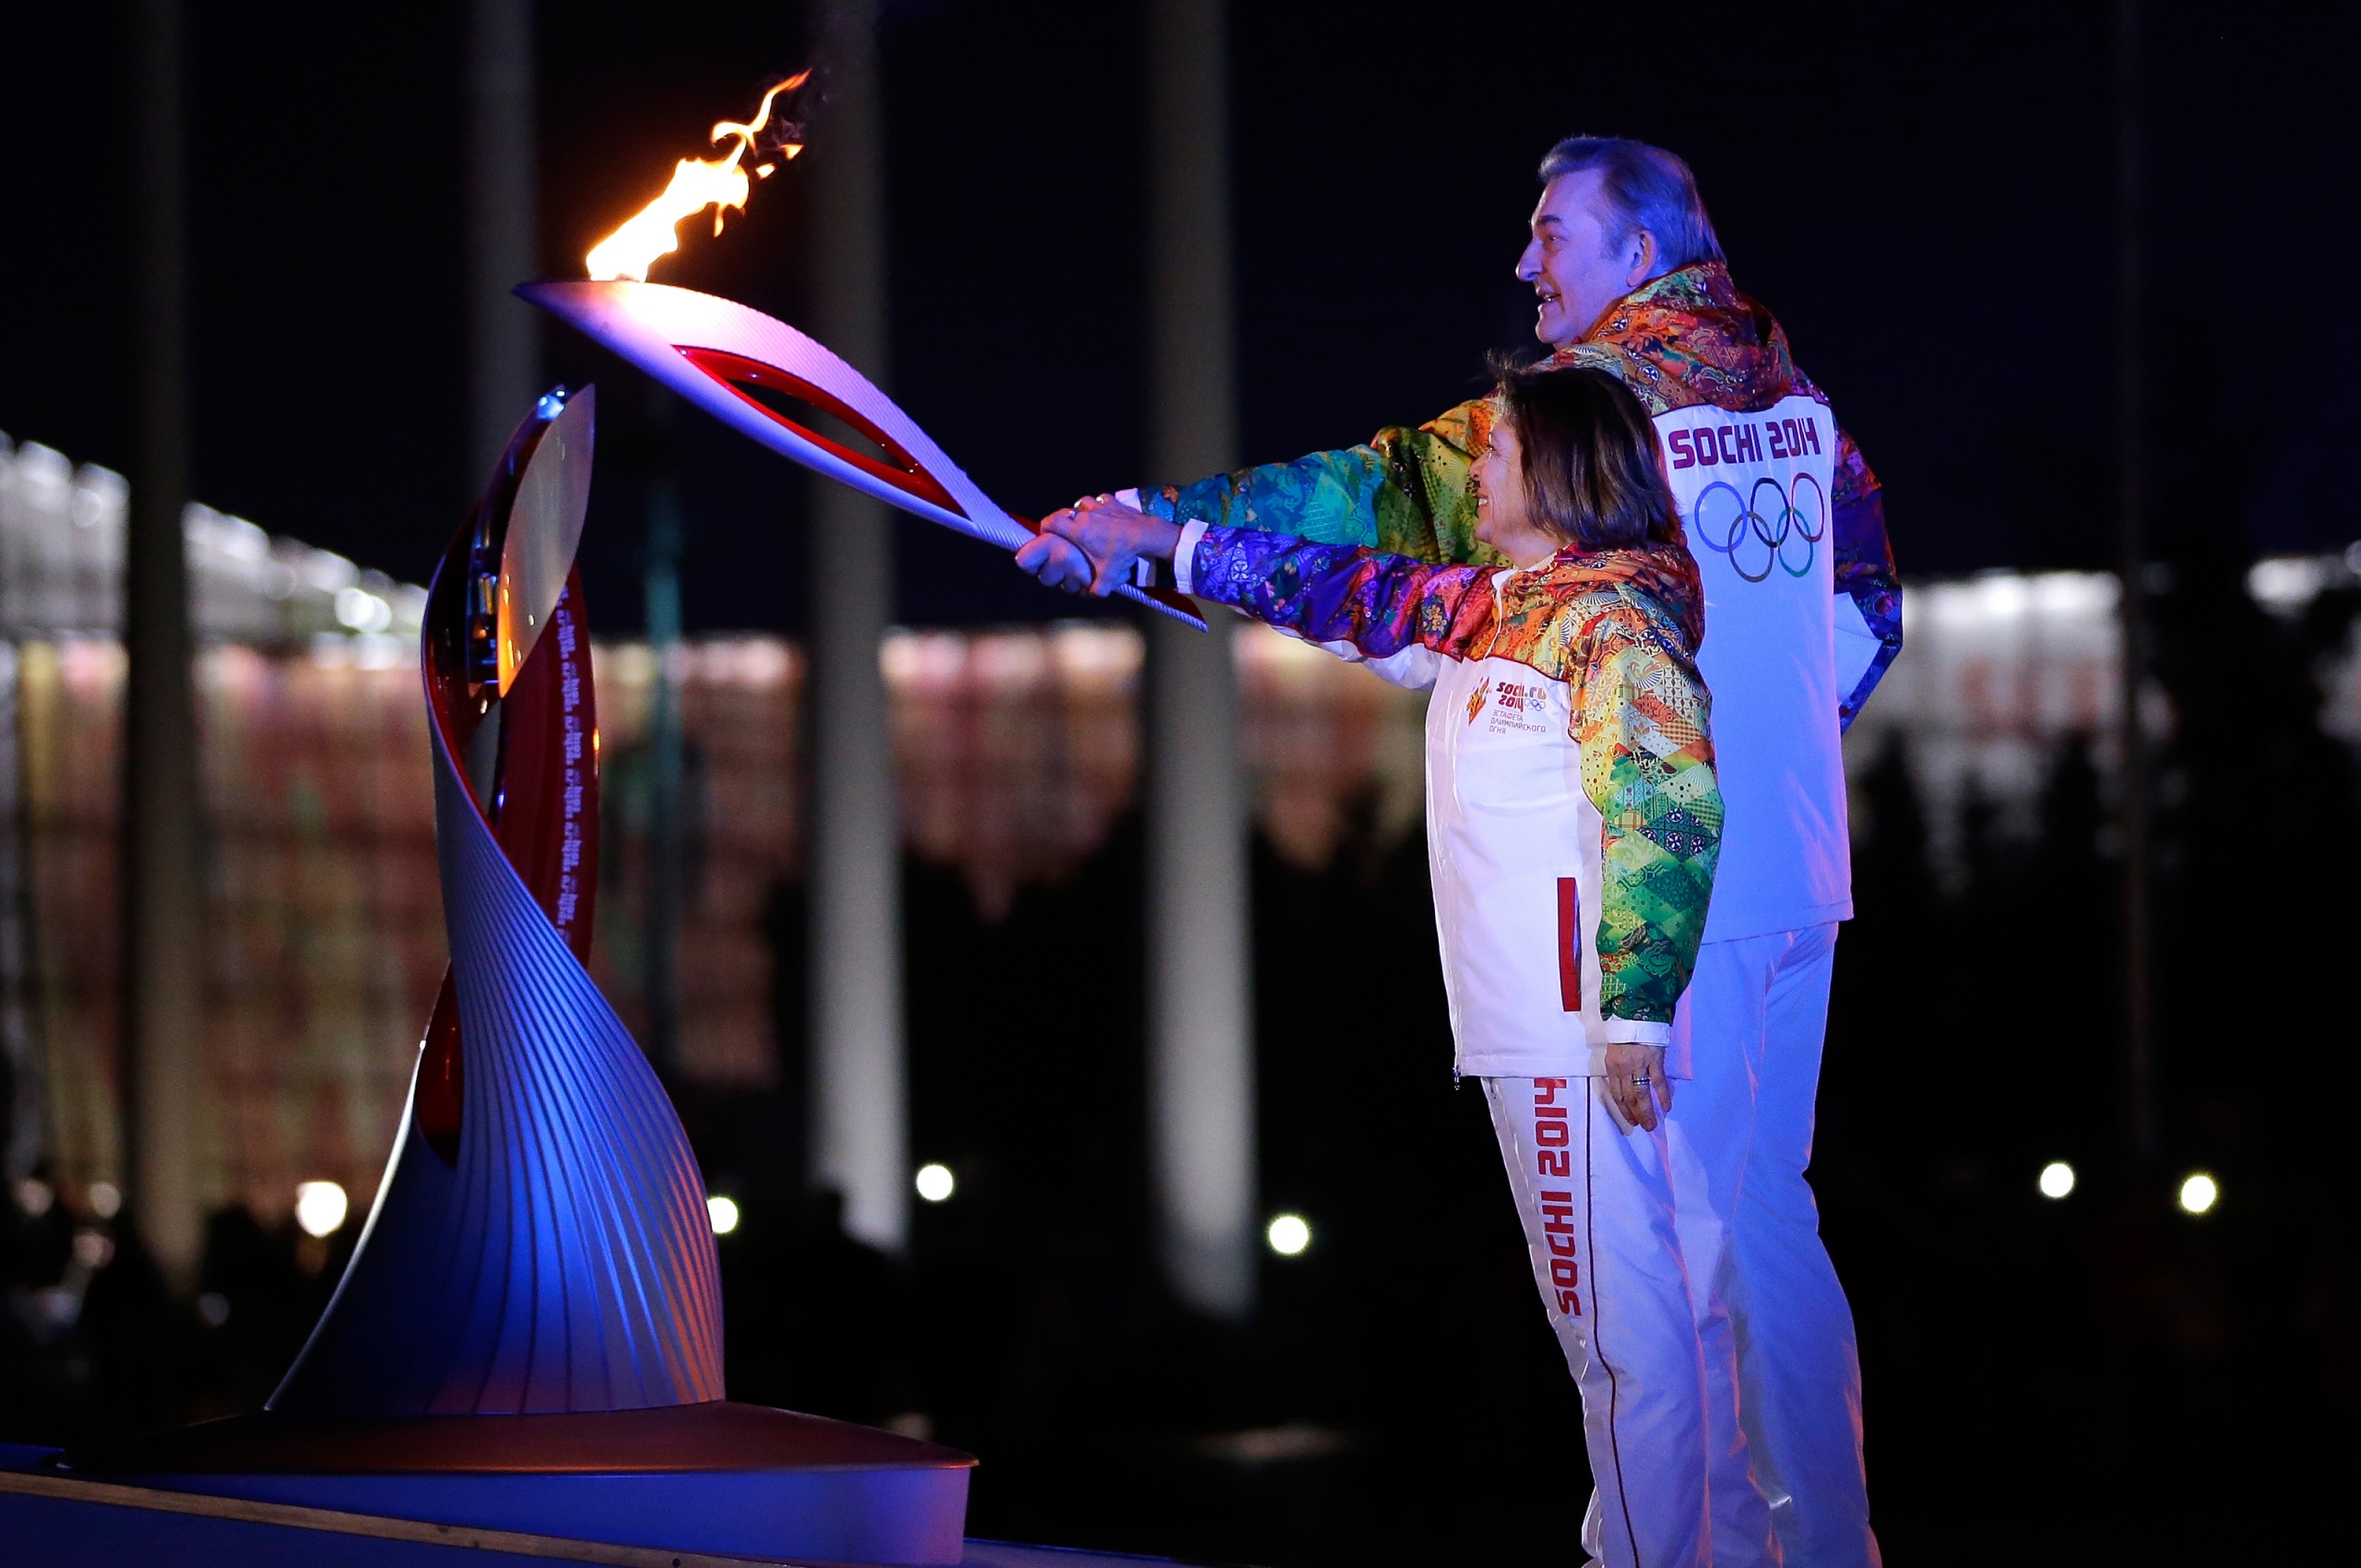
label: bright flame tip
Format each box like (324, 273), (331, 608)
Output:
(583, 73), (811, 283)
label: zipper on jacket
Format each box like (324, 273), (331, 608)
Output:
(1478, 567), (1513, 661)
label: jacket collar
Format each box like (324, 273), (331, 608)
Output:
(1502, 540), (1705, 647)
(1548, 261), (1801, 414)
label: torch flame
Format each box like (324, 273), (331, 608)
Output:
(586, 71), (810, 282)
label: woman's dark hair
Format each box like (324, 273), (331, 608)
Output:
(1489, 359), (1682, 552)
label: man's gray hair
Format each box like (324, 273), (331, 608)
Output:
(1537, 137), (1725, 273)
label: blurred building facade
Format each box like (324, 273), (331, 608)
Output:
(6, 430), (2359, 1243)
(0, 434), (438, 1237)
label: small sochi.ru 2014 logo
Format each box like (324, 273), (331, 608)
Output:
(1692, 474), (1828, 583)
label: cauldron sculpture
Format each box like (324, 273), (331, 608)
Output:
(39, 388), (975, 1566)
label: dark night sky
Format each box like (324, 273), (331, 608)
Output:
(3, 2), (2355, 633)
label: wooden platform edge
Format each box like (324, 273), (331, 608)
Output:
(0, 1464), (844, 1567)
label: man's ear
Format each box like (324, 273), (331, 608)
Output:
(1624, 229), (1660, 287)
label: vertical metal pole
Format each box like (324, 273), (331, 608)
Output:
(468, 0), (540, 480)
(123, 0), (205, 1288)
(1146, 0), (1255, 1320)
(0, 451), (37, 1183)
(0, 640), (42, 1189)
(807, 0), (907, 1254)
(2116, 0), (2156, 1160)
(644, 395), (685, 1076)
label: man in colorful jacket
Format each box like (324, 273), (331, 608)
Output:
(1022, 137), (1893, 1568)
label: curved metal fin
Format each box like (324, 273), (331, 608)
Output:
(498, 386), (596, 695)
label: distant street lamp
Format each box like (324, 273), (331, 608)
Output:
(294, 1180), (349, 1238)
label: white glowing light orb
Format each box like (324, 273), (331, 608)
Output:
(706, 1195), (742, 1235)
(294, 1181), (349, 1238)
(914, 1163), (955, 1203)
(88, 1180), (122, 1219)
(2037, 1161), (2076, 1199)
(1266, 1214), (1311, 1256)
(333, 586), (392, 633)
(2177, 1173), (2218, 1216)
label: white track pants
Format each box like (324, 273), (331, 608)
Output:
(1485, 1075), (1714, 1568)
(1667, 924), (1879, 1568)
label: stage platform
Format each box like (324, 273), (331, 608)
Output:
(0, 1444), (1210, 1568)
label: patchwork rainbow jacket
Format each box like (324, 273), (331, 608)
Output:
(1177, 527), (1720, 1073)
(1145, 262), (1889, 944)
(1139, 262), (1902, 729)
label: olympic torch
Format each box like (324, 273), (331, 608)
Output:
(528, 77), (1206, 629)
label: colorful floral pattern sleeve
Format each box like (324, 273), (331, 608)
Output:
(1142, 400), (1502, 566)
(1575, 606), (1723, 1027)
(1830, 430), (1903, 729)
(1182, 527), (1491, 669)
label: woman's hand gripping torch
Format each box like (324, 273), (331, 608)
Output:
(1015, 496), (1183, 599)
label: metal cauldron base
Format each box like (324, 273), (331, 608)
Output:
(30, 1401), (974, 1565)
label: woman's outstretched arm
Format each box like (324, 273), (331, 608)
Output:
(1027, 503), (1492, 691)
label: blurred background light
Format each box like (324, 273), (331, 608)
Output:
(332, 585), (393, 633)
(87, 1180), (121, 1219)
(914, 1163), (955, 1203)
(2038, 1161), (2076, 1199)
(1265, 1214), (1311, 1256)
(2177, 1173), (2219, 1216)
(293, 1180), (348, 1238)
(706, 1194), (741, 1235)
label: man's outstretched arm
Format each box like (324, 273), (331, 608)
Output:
(1139, 399), (1502, 566)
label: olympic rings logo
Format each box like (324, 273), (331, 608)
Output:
(1691, 473), (1827, 583)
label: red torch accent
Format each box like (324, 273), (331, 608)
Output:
(416, 568), (600, 1161)
(681, 347), (965, 518)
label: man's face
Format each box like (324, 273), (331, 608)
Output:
(1516, 171), (1651, 349)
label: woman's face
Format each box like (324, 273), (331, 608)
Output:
(1471, 415), (1562, 566)
(1472, 416), (1527, 542)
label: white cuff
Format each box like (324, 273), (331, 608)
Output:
(1172, 519), (1212, 597)
(1115, 486), (1144, 509)
(1598, 1018), (1671, 1047)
